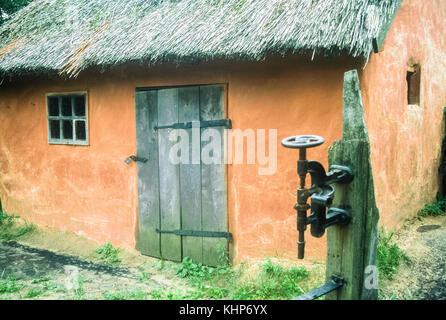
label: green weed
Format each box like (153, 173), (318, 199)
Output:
(43, 281), (63, 292)
(150, 289), (163, 300)
(15, 223), (36, 237)
(138, 272), (151, 282)
(0, 212), (13, 226)
(229, 259), (307, 300)
(95, 241), (121, 264)
(165, 289), (187, 300)
(377, 226), (409, 280)
(174, 252), (309, 300)
(176, 257), (214, 280)
(215, 243), (233, 276)
(24, 287), (43, 298)
(156, 259), (164, 271)
(102, 289), (148, 300)
(31, 275), (51, 284)
(379, 288), (418, 300)
(0, 275), (25, 295)
(202, 285), (229, 299)
(74, 275), (86, 299)
(419, 197), (446, 217)
(177, 245), (233, 282)
(0, 211), (36, 241)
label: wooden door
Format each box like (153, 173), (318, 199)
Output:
(135, 85), (230, 266)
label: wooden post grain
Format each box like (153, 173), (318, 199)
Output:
(325, 70), (380, 300)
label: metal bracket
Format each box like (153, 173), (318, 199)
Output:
(292, 275), (345, 300)
(308, 162), (354, 187)
(155, 228), (233, 242)
(304, 162), (353, 238)
(307, 206), (351, 238)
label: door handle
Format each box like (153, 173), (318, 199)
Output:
(125, 155), (148, 164)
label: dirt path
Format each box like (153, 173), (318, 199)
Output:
(0, 227), (195, 300)
(8, 213), (444, 300)
(0, 225), (323, 300)
(0, 240), (160, 299)
(379, 215), (446, 300)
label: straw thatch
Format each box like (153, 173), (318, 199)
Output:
(0, 0), (401, 77)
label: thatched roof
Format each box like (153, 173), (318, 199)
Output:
(0, 0), (401, 78)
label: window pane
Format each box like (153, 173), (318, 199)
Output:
(74, 95), (86, 117)
(62, 120), (73, 139)
(75, 120), (86, 141)
(61, 96), (72, 116)
(48, 97), (59, 116)
(49, 120), (60, 139)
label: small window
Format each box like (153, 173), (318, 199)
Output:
(47, 93), (88, 145)
(406, 64), (421, 105)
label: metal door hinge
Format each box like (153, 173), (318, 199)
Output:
(154, 119), (232, 131)
(155, 228), (232, 242)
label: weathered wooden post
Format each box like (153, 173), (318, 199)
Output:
(325, 70), (379, 300)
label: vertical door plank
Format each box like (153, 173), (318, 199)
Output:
(135, 90), (161, 257)
(200, 85), (228, 266)
(178, 87), (203, 263)
(158, 88), (182, 262)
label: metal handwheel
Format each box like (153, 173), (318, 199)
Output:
(281, 135), (325, 149)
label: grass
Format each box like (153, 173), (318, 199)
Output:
(150, 289), (163, 300)
(0, 272), (68, 299)
(121, 245), (315, 300)
(72, 274), (86, 300)
(419, 196), (446, 217)
(228, 259), (308, 300)
(24, 287), (44, 298)
(0, 247), (318, 300)
(379, 288), (418, 300)
(0, 210), (36, 241)
(0, 211), (17, 234)
(176, 257), (215, 280)
(0, 275), (26, 295)
(1, 272), (71, 299)
(102, 288), (148, 300)
(377, 226), (409, 280)
(138, 272), (151, 282)
(95, 241), (121, 264)
(31, 276), (51, 284)
(43, 281), (64, 293)
(0, 205), (317, 301)
(171, 245), (310, 300)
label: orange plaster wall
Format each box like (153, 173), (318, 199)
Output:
(0, 77), (139, 246)
(360, 0), (446, 230)
(0, 56), (358, 262)
(226, 58), (358, 262)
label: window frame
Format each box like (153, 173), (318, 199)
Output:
(46, 91), (89, 146)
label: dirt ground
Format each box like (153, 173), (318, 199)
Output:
(0, 227), (197, 300)
(2, 214), (444, 300)
(379, 214), (446, 300)
(0, 225), (324, 300)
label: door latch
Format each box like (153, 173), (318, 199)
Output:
(125, 155), (148, 164)
(282, 135), (353, 259)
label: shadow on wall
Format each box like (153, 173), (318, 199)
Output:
(439, 107), (446, 198)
